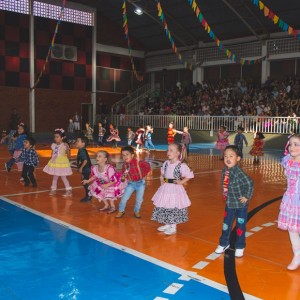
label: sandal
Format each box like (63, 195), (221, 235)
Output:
(98, 206), (110, 211)
(107, 207), (117, 214)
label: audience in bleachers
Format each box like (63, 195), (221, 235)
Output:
(130, 77), (300, 117)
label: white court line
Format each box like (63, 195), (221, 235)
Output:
(192, 261), (210, 270)
(154, 297), (169, 300)
(163, 283), (184, 295)
(245, 232), (254, 237)
(1, 186), (82, 198)
(0, 196), (260, 300)
(250, 226), (263, 232)
(206, 252), (221, 261)
(262, 222), (275, 227)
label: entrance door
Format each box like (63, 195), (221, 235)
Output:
(81, 103), (93, 129)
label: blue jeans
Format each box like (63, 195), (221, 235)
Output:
(98, 135), (104, 145)
(118, 179), (146, 213)
(145, 139), (155, 150)
(219, 205), (248, 249)
(237, 145), (244, 158)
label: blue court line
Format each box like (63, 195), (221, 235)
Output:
(0, 198), (233, 300)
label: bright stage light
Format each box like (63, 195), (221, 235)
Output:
(134, 7), (143, 15)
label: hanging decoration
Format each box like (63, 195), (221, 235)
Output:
(187, 0), (267, 65)
(122, 0), (144, 81)
(155, 0), (193, 70)
(32, 0), (67, 89)
(249, 0), (299, 40)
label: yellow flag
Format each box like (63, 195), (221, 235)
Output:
(259, 1), (264, 10)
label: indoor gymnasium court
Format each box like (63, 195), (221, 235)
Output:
(1, 0), (300, 300)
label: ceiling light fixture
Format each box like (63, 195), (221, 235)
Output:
(134, 7), (143, 15)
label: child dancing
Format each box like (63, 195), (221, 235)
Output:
(20, 137), (39, 187)
(107, 124), (121, 148)
(278, 134), (300, 270)
(151, 143), (194, 235)
(82, 150), (125, 214)
(145, 125), (155, 151)
(43, 128), (73, 196)
(216, 126), (229, 160)
(215, 145), (253, 258)
(76, 136), (92, 202)
(5, 123), (27, 173)
(249, 132), (265, 164)
(115, 146), (151, 219)
(234, 127), (248, 159)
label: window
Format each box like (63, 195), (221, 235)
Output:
(0, 0), (29, 14)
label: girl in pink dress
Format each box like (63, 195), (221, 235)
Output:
(216, 126), (229, 159)
(82, 150), (126, 214)
(106, 124), (121, 148)
(151, 143), (194, 235)
(43, 129), (72, 197)
(278, 134), (300, 270)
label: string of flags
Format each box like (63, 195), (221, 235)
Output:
(122, 0), (144, 81)
(155, 0), (194, 70)
(186, 0), (267, 65)
(32, 0), (67, 89)
(249, 0), (300, 40)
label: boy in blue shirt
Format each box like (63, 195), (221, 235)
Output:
(234, 127), (248, 159)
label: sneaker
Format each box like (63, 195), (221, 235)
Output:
(134, 212), (141, 219)
(164, 227), (177, 235)
(215, 245), (230, 254)
(157, 225), (171, 232)
(115, 211), (125, 219)
(235, 248), (245, 258)
(4, 163), (11, 172)
(62, 190), (72, 197)
(49, 190), (56, 196)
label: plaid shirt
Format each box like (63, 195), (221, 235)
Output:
(122, 158), (151, 182)
(221, 165), (253, 208)
(20, 148), (39, 167)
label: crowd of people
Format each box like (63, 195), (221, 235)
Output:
(135, 77), (300, 118)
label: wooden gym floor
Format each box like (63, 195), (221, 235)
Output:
(0, 143), (297, 300)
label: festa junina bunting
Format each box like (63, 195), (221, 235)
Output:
(33, 0), (67, 89)
(249, 0), (299, 39)
(186, 0), (267, 65)
(122, 0), (144, 81)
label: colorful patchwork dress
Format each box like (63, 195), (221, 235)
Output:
(151, 160), (194, 224)
(278, 155), (300, 233)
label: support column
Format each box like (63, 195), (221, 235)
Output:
(29, 0), (35, 133)
(192, 66), (204, 84)
(261, 42), (270, 84)
(91, 9), (97, 125)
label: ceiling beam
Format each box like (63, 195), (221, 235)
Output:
(126, 0), (188, 46)
(221, 0), (261, 41)
(238, 0), (270, 37)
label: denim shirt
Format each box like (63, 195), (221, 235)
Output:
(221, 165), (254, 209)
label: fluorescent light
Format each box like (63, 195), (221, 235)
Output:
(134, 7), (143, 15)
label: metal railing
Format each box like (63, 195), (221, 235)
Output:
(111, 84), (151, 114)
(110, 115), (298, 134)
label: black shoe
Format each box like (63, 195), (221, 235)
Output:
(80, 196), (92, 202)
(24, 183), (30, 187)
(5, 163), (11, 172)
(32, 183), (37, 188)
